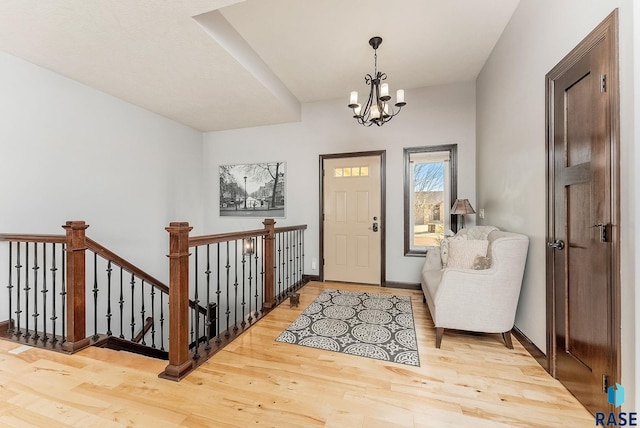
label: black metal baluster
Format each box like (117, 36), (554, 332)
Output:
(286, 231), (291, 293)
(225, 241), (230, 337)
(32, 243), (40, 341)
(293, 230), (298, 288)
(159, 292), (165, 351)
(205, 244), (212, 350)
(50, 243), (58, 343)
(247, 238), (253, 324)
(233, 240), (238, 332)
(130, 273), (135, 341)
(301, 230), (305, 290)
(192, 247), (199, 359)
(297, 230), (301, 287)
(216, 243), (221, 344)
(256, 235), (262, 317)
(140, 280), (146, 346)
(241, 239), (246, 328)
(7, 242), (13, 335)
(119, 267), (124, 339)
(289, 231), (294, 290)
(92, 252), (99, 340)
(24, 242), (30, 339)
(150, 285), (156, 348)
(14, 242), (22, 337)
(106, 260), (113, 336)
(61, 245), (66, 344)
(41, 244), (48, 342)
(277, 233), (282, 300)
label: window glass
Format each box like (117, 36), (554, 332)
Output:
(334, 166), (369, 178)
(404, 145), (457, 256)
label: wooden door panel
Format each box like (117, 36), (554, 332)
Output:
(547, 12), (619, 416)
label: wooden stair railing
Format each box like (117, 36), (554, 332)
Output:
(161, 219), (308, 381)
(1, 219), (307, 380)
(0, 220), (202, 357)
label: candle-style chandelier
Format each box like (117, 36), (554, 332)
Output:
(348, 36), (406, 127)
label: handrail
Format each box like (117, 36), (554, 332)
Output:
(86, 238), (169, 294)
(189, 228), (267, 247)
(0, 234), (66, 244)
(275, 225), (308, 233)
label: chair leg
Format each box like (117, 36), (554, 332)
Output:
(435, 327), (444, 348)
(502, 330), (514, 349)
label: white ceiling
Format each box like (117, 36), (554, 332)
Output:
(0, 0), (520, 132)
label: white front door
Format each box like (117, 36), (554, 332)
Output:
(323, 155), (382, 285)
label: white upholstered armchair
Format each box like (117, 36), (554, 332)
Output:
(420, 227), (529, 348)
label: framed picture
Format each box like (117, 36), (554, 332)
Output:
(219, 161), (286, 218)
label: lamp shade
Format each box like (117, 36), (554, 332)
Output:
(451, 199), (475, 215)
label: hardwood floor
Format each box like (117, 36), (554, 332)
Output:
(0, 281), (594, 427)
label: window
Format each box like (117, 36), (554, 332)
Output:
(403, 145), (457, 256)
(333, 166), (369, 177)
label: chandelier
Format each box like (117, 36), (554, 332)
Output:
(348, 36), (406, 127)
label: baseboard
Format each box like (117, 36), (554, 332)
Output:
(512, 326), (548, 372)
(383, 281), (421, 290)
(303, 274), (320, 283)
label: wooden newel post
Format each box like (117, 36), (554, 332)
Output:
(61, 221), (91, 352)
(263, 218), (276, 309)
(162, 222), (194, 381)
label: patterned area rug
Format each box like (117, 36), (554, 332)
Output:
(276, 289), (420, 366)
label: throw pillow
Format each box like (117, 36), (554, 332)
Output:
(447, 239), (489, 269)
(440, 235), (467, 268)
(472, 255), (492, 270)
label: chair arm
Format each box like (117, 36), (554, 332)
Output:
(433, 267), (517, 333)
(423, 247), (443, 272)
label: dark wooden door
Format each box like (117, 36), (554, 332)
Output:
(546, 11), (619, 416)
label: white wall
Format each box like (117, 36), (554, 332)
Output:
(0, 51), (205, 285)
(203, 82), (477, 284)
(476, 0), (636, 410)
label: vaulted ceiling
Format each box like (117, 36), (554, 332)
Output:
(0, 0), (519, 131)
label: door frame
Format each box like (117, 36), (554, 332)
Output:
(545, 9), (620, 383)
(319, 150), (386, 285)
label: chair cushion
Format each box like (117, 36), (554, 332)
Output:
(447, 239), (489, 269)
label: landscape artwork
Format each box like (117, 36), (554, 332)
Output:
(219, 162), (286, 218)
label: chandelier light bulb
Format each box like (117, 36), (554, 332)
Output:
(370, 105), (380, 119)
(380, 83), (390, 101)
(349, 91), (358, 107)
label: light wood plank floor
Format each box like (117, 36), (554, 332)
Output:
(0, 281), (594, 427)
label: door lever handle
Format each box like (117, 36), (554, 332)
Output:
(547, 239), (565, 250)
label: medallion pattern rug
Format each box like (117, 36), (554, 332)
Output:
(276, 289), (420, 366)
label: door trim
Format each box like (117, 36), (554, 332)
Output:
(319, 150), (386, 286)
(545, 9), (620, 382)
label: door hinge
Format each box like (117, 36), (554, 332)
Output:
(603, 374), (609, 393)
(323, 258), (325, 266)
(600, 74), (607, 93)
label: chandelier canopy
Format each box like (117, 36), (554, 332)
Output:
(348, 36), (406, 127)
